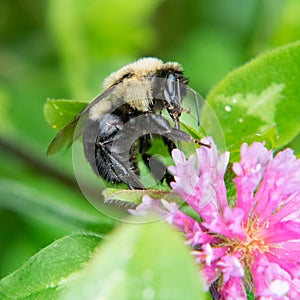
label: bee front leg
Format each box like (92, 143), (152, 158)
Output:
(146, 113), (203, 146)
(138, 114), (201, 186)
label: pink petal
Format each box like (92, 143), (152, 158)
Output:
(269, 194), (300, 224)
(169, 149), (198, 200)
(264, 252), (300, 279)
(251, 252), (282, 296)
(217, 254), (244, 283)
(270, 241), (300, 262)
(233, 142), (272, 222)
(233, 142), (272, 178)
(218, 277), (247, 300)
(270, 279), (290, 297)
(196, 136), (219, 173)
(128, 195), (165, 216)
(193, 244), (229, 267)
(202, 207), (246, 240)
(263, 220), (300, 243)
(253, 148), (300, 223)
(161, 199), (195, 232)
(196, 139), (229, 212)
(201, 261), (221, 287)
(186, 221), (213, 246)
(289, 278), (300, 298)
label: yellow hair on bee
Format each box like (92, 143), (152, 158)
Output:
(103, 57), (163, 89)
(90, 57), (184, 120)
(102, 57), (183, 89)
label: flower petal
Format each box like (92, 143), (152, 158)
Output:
(253, 148), (300, 223)
(233, 142), (272, 222)
(263, 220), (300, 243)
(217, 254), (244, 283)
(218, 277), (247, 300)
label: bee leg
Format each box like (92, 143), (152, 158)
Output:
(83, 116), (144, 189)
(104, 149), (144, 189)
(142, 113), (210, 186)
(139, 135), (168, 183)
(99, 136), (144, 189)
(136, 114), (192, 186)
(209, 280), (220, 300)
(164, 126), (211, 148)
(162, 136), (177, 153)
(161, 137), (177, 186)
(142, 113), (196, 145)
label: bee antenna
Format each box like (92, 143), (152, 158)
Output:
(187, 88), (200, 126)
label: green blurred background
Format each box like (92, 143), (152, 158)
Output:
(1, 0), (300, 279)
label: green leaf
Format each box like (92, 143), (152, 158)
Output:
(0, 85), (12, 134)
(60, 220), (204, 300)
(180, 121), (204, 140)
(0, 233), (102, 300)
(229, 126), (279, 163)
(224, 163), (237, 207)
(103, 188), (166, 205)
(204, 41), (300, 149)
(44, 99), (88, 130)
(102, 188), (183, 208)
(288, 132), (300, 157)
(0, 179), (114, 233)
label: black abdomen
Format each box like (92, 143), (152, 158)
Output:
(83, 112), (140, 187)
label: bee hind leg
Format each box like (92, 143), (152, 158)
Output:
(139, 135), (169, 184)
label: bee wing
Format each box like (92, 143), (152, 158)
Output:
(47, 85), (116, 156)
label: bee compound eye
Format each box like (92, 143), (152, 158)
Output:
(166, 73), (176, 95)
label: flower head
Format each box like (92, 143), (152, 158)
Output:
(131, 137), (300, 299)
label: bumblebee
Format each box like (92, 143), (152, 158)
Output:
(47, 57), (207, 189)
